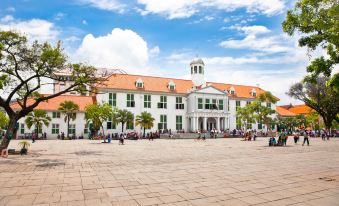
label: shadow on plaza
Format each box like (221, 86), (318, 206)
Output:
(35, 158), (65, 167)
(73, 150), (103, 156)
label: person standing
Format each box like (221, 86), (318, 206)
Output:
(32, 132), (36, 143)
(302, 130), (310, 146)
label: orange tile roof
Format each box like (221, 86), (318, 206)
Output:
(97, 73), (277, 99)
(276, 106), (296, 117)
(10, 95), (94, 112)
(288, 104), (314, 115)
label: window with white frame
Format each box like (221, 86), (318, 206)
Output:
(175, 97), (184, 109)
(52, 112), (60, 118)
(109, 93), (116, 107)
(168, 80), (176, 90)
(158, 115), (167, 130)
(218, 99), (224, 110)
(198, 98), (203, 109)
(144, 94), (151, 108)
(127, 94), (135, 107)
(229, 87), (235, 95)
(68, 124), (76, 135)
(20, 123), (25, 134)
(176, 115), (182, 130)
(157, 96), (167, 109)
(135, 78), (144, 88)
(52, 124), (59, 134)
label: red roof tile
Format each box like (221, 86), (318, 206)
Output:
(96, 73), (277, 99)
(10, 95), (94, 112)
(276, 106), (297, 117)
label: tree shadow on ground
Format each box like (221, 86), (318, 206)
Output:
(74, 150), (102, 156)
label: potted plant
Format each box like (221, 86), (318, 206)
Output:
(18, 141), (30, 155)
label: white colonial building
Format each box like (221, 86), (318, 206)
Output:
(12, 58), (277, 139)
(95, 58), (277, 134)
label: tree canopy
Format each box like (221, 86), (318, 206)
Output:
(0, 30), (102, 149)
(135, 111), (155, 137)
(84, 103), (113, 136)
(113, 109), (134, 133)
(288, 76), (339, 130)
(58, 101), (79, 138)
(0, 111), (8, 130)
(25, 110), (51, 136)
(282, 0), (339, 91)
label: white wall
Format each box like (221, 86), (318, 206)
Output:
(96, 90), (187, 133)
(16, 111), (87, 139)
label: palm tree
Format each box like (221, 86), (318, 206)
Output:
(58, 101), (79, 138)
(135, 111), (155, 137)
(25, 110), (51, 137)
(113, 109), (134, 133)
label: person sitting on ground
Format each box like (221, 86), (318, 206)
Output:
(202, 132), (206, 141)
(197, 130), (201, 140)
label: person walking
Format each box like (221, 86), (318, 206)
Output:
(32, 132), (36, 143)
(302, 130), (310, 146)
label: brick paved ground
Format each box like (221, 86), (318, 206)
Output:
(0, 137), (338, 206)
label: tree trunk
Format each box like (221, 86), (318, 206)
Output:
(101, 125), (105, 136)
(0, 117), (17, 151)
(36, 124), (39, 139)
(121, 122), (124, 133)
(67, 117), (70, 138)
(101, 125), (106, 142)
(143, 127), (146, 138)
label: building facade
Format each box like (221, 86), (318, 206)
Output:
(95, 58), (277, 135)
(11, 58), (278, 139)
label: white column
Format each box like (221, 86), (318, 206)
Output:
(216, 117), (220, 131)
(203, 117), (207, 131)
(195, 117), (199, 131)
(192, 117), (196, 132)
(224, 117), (227, 130)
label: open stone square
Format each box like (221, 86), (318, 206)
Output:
(1, 138), (339, 206)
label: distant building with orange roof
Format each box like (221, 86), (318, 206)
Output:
(276, 106), (297, 117)
(279, 104), (314, 116)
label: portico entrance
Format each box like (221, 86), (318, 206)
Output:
(207, 117), (216, 131)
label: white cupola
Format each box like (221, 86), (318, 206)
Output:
(190, 58), (205, 87)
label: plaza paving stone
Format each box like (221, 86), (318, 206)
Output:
(0, 137), (339, 206)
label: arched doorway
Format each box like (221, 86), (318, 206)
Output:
(207, 117), (216, 131)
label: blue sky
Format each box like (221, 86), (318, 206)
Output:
(0, 0), (308, 104)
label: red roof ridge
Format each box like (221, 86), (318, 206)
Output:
(112, 73), (263, 89)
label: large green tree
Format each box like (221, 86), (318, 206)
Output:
(58, 101), (79, 138)
(113, 109), (134, 133)
(252, 92), (278, 132)
(236, 106), (254, 132)
(135, 111), (155, 137)
(0, 31), (101, 150)
(25, 110), (51, 137)
(84, 103), (113, 137)
(0, 110), (9, 130)
(282, 0), (339, 91)
(288, 76), (339, 131)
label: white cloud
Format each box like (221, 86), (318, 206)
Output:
(137, 0), (285, 19)
(74, 28), (150, 72)
(220, 34), (292, 54)
(0, 16), (59, 42)
(79, 0), (126, 13)
(149, 46), (160, 57)
(234, 25), (271, 35)
(206, 66), (305, 105)
(82, 20), (87, 25)
(1, 15), (14, 22)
